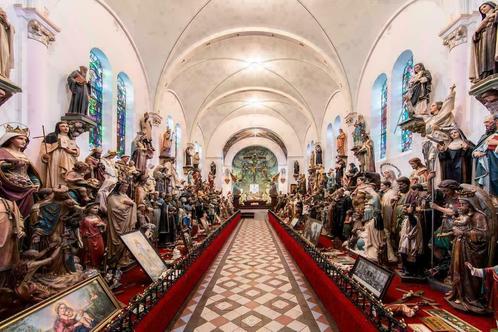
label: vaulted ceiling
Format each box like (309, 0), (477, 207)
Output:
(105, 0), (410, 157)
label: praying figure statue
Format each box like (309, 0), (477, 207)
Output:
(470, 2), (498, 82)
(405, 63), (432, 116)
(67, 66), (91, 115)
(0, 7), (14, 79)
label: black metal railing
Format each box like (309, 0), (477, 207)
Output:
(104, 211), (240, 331)
(268, 211), (407, 332)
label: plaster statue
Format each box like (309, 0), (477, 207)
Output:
(67, 66), (91, 115)
(185, 145), (194, 167)
(315, 144), (323, 166)
(438, 128), (474, 184)
(210, 161), (216, 176)
(139, 112), (153, 142)
(446, 191), (491, 314)
(193, 152), (200, 169)
(0, 7), (14, 79)
(352, 115), (366, 148)
(405, 63), (432, 116)
(160, 127), (173, 160)
(357, 133), (375, 173)
(470, 2), (498, 82)
(336, 128), (347, 156)
(473, 114), (498, 197)
(106, 182), (136, 267)
(293, 160), (300, 176)
(0, 125), (41, 218)
(41, 122), (80, 189)
(79, 203), (106, 269)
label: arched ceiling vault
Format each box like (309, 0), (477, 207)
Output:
(105, 0), (407, 155)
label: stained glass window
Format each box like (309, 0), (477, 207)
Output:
(175, 124), (182, 169)
(380, 79), (388, 159)
(401, 58), (413, 152)
(117, 74), (126, 155)
(167, 116), (174, 130)
(89, 50), (103, 148)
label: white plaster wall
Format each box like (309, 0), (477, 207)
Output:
(2, 0), (151, 164)
(356, 1), (450, 176)
(320, 91), (349, 169)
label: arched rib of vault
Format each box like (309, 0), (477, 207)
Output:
(206, 114), (302, 158)
(197, 90), (310, 143)
(193, 87), (316, 140)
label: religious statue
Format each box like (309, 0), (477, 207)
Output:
(473, 114), (498, 197)
(185, 145), (194, 167)
(405, 63), (432, 116)
(131, 132), (148, 173)
(398, 204), (424, 277)
(297, 174), (306, 195)
(0, 124), (41, 218)
(314, 144), (323, 166)
(193, 152), (200, 169)
(470, 2), (498, 82)
(293, 160), (300, 178)
(336, 128), (347, 156)
(139, 112), (153, 143)
(352, 115), (366, 148)
(0, 198), (23, 289)
(106, 182), (136, 267)
(408, 158), (431, 185)
(64, 161), (95, 204)
(41, 121), (80, 188)
(79, 202), (106, 269)
(357, 133), (375, 173)
(160, 127), (173, 161)
(158, 194), (177, 246)
(446, 190), (491, 314)
(66, 66), (91, 115)
(0, 7), (14, 79)
(84, 147), (104, 181)
(210, 161), (216, 176)
(309, 148), (316, 169)
(424, 85), (457, 139)
(438, 128), (474, 184)
(96, 150), (118, 212)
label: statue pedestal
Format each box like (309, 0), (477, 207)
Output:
(61, 113), (97, 137)
(398, 117), (426, 136)
(469, 74), (498, 115)
(0, 76), (22, 108)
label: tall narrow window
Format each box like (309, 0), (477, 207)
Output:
(380, 80), (388, 159)
(89, 50), (103, 147)
(401, 58), (413, 152)
(116, 74), (126, 155)
(175, 124), (182, 169)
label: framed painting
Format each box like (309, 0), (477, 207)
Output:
(121, 230), (168, 282)
(0, 275), (121, 331)
(304, 218), (323, 245)
(350, 256), (393, 300)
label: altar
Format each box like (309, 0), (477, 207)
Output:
(241, 199), (269, 209)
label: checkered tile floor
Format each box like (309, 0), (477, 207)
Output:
(170, 218), (337, 332)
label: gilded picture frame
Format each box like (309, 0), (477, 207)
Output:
(0, 275), (121, 331)
(350, 256), (393, 300)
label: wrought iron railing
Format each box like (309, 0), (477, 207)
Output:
(268, 211), (407, 332)
(104, 211), (240, 331)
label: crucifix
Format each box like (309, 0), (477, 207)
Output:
(243, 153), (267, 182)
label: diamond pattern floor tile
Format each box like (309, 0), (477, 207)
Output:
(170, 217), (338, 331)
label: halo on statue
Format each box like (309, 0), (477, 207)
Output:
(380, 162), (402, 178)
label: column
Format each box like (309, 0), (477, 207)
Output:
(439, 13), (480, 135)
(15, 4), (59, 161)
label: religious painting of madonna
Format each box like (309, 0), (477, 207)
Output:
(0, 275), (121, 331)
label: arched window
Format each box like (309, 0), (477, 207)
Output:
(392, 50), (414, 153)
(401, 59), (414, 152)
(175, 124), (182, 170)
(167, 116), (174, 130)
(326, 123), (334, 169)
(371, 74), (388, 160)
(88, 50), (103, 147)
(380, 79), (388, 159)
(116, 74), (127, 155)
